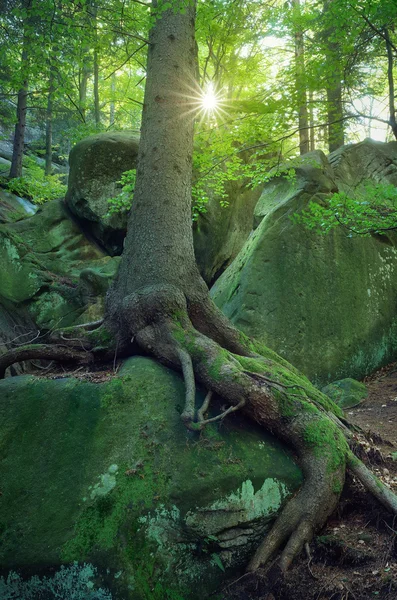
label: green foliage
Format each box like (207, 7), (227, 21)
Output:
(1, 157), (66, 204)
(0, 563), (112, 600)
(293, 182), (397, 236)
(107, 169), (136, 215)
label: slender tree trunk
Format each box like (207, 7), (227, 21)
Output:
(10, 81), (28, 179)
(10, 2), (31, 179)
(293, 0), (309, 155)
(385, 27), (397, 140)
(323, 0), (344, 153)
(309, 89), (315, 151)
(94, 49), (100, 126)
(79, 66), (89, 122)
(326, 76), (344, 152)
(109, 73), (116, 127)
(45, 68), (55, 176)
(92, 2), (100, 127)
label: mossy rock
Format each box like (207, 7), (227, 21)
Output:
(322, 378), (368, 409)
(0, 356), (302, 599)
(65, 131), (139, 256)
(211, 144), (397, 384)
(0, 199), (120, 332)
(0, 189), (37, 223)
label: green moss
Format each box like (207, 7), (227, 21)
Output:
(88, 325), (115, 351)
(62, 462), (167, 562)
(303, 418), (348, 472)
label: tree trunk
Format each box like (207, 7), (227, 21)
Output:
(327, 76), (344, 152)
(293, 0), (309, 155)
(323, 0), (344, 153)
(9, 3), (31, 179)
(309, 89), (315, 151)
(92, 2), (100, 127)
(94, 49), (100, 126)
(45, 68), (55, 176)
(9, 82), (28, 179)
(106, 0), (208, 320)
(385, 27), (397, 140)
(109, 73), (116, 127)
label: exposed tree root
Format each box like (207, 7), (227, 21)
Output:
(121, 285), (397, 572)
(0, 344), (93, 379)
(2, 284), (397, 574)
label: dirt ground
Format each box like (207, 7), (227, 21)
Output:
(221, 363), (397, 600)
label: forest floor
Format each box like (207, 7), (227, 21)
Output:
(222, 362), (397, 600)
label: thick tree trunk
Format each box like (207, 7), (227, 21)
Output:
(106, 0), (208, 323)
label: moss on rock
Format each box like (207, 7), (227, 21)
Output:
(0, 356), (301, 599)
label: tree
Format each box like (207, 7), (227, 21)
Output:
(292, 0), (310, 155)
(9, 0), (32, 178)
(1, 0), (397, 577)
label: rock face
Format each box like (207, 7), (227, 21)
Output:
(0, 199), (120, 347)
(65, 131), (139, 255)
(194, 179), (262, 285)
(0, 357), (301, 599)
(212, 146), (397, 384)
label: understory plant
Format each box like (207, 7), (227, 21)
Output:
(294, 182), (397, 236)
(1, 157), (66, 204)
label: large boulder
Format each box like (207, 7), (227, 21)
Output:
(0, 199), (120, 337)
(65, 131), (139, 255)
(211, 148), (397, 384)
(0, 356), (301, 599)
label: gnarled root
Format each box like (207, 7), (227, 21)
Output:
(117, 285), (397, 573)
(0, 322), (117, 378)
(0, 344), (93, 379)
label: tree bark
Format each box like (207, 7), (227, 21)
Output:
(92, 2), (100, 127)
(323, 0), (344, 153)
(9, 1), (31, 179)
(109, 73), (116, 127)
(385, 27), (397, 140)
(293, 0), (310, 155)
(45, 66), (55, 176)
